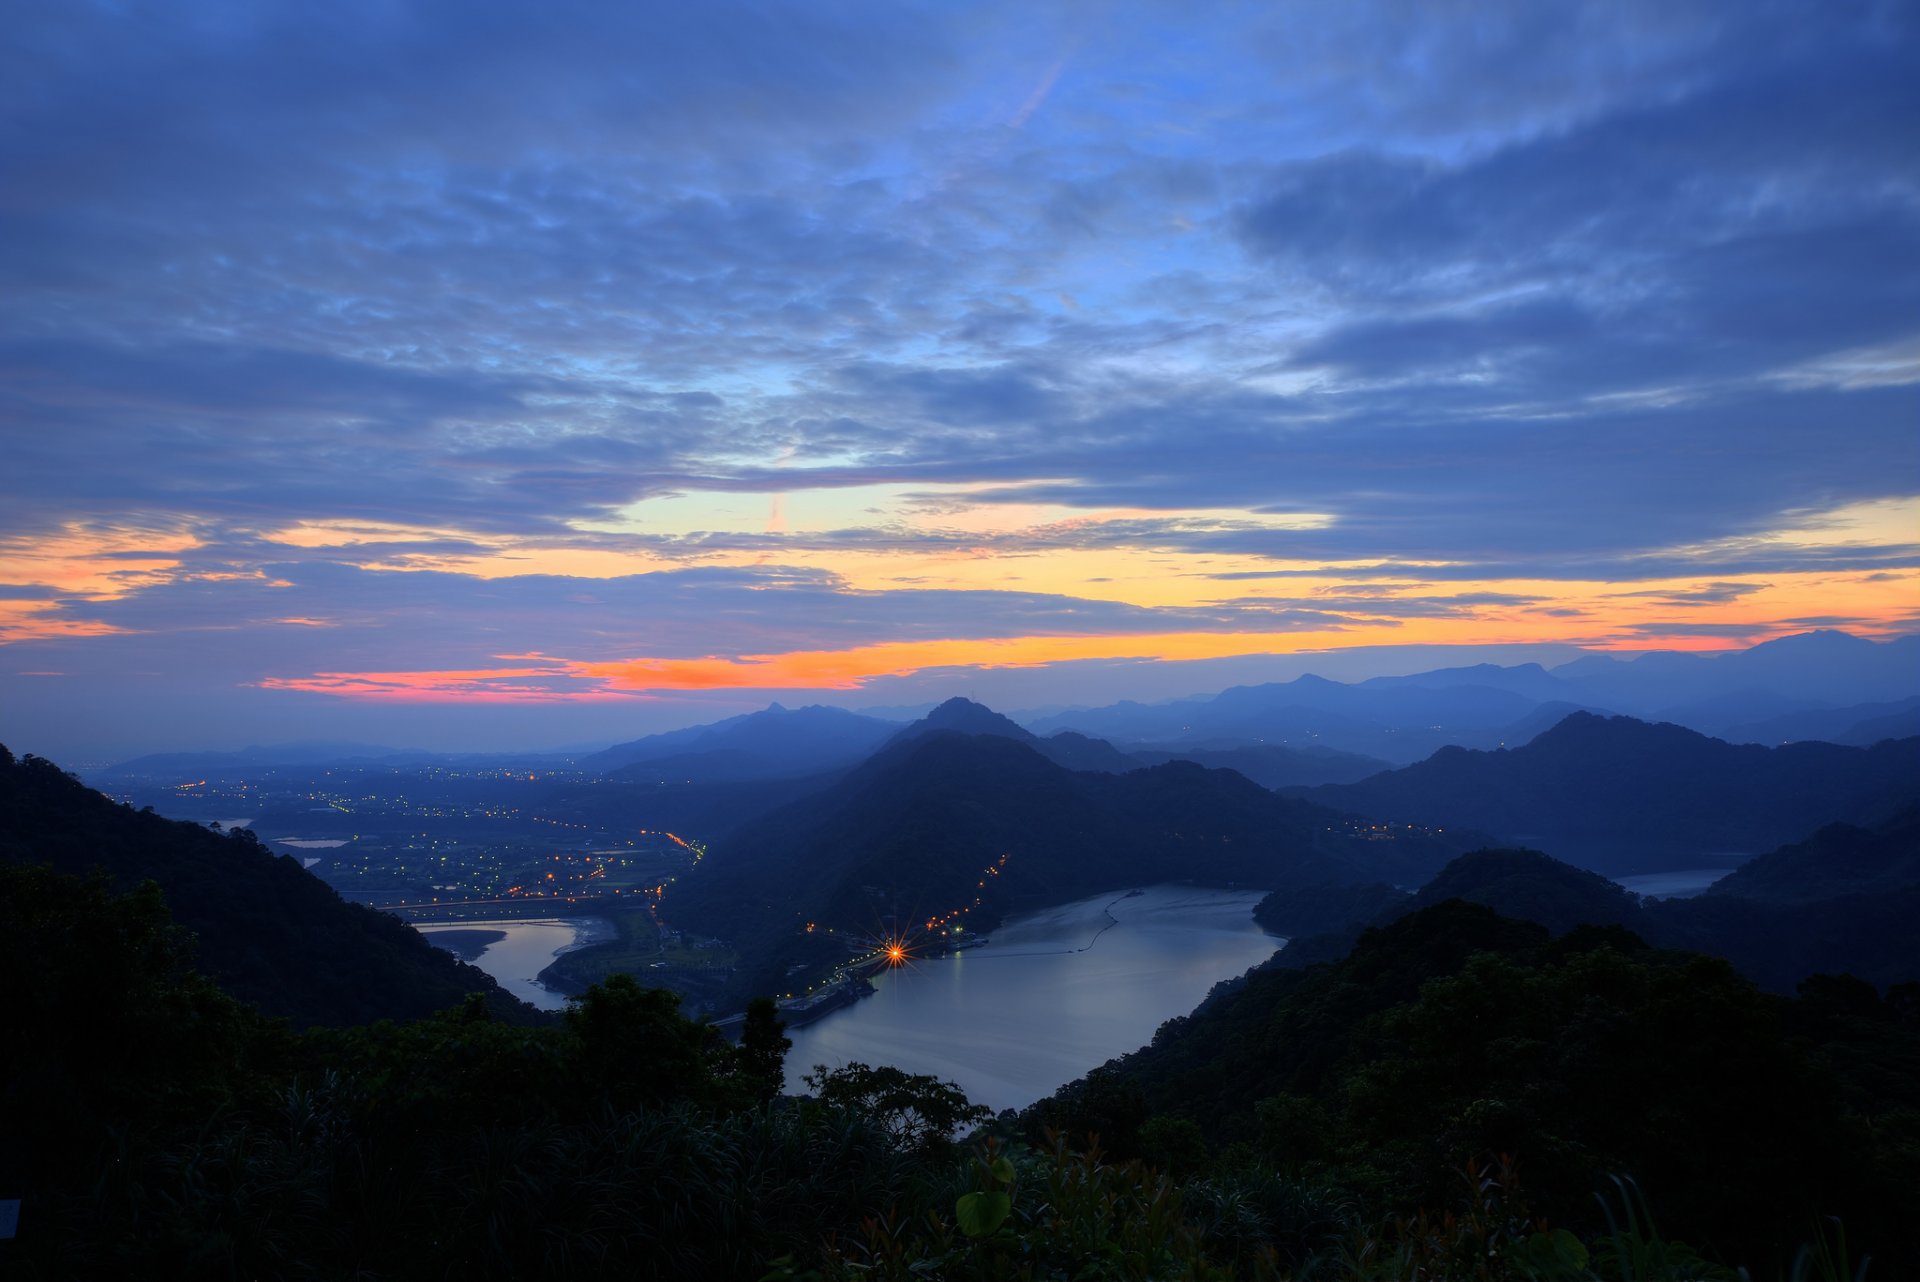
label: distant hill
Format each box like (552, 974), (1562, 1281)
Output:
(1551, 630), (1920, 719)
(588, 703), (901, 779)
(1031, 730), (1146, 773)
(1026, 675), (1543, 763)
(1841, 698), (1920, 746)
(1129, 743), (1391, 789)
(1703, 807), (1920, 903)
(1299, 712), (1920, 874)
(1718, 696), (1920, 746)
(0, 745), (539, 1027)
(1364, 661), (1571, 700)
(1014, 732), (1392, 788)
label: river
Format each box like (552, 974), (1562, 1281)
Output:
(415, 917), (612, 1011)
(783, 884), (1282, 1114)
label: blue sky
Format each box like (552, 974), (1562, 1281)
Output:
(2, 1), (1916, 759)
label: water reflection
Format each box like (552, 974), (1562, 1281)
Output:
(415, 917), (610, 1011)
(785, 885), (1281, 1113)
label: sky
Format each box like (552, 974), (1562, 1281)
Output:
(2, 0), (1917, 761)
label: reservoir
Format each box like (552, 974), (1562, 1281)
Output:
(1615, 868), (1736, 899)
(783, 884), (1282, 1114)
(416, 917), (611, 1011)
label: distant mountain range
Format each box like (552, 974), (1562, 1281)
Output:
(1296, 712), (1919, 874)
(0, 745), (538, 1027)
(1018, 631), (1920, 761)
(91, 631), (1919, 786)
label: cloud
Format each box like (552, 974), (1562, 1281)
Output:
(3, 0), (1916, 757)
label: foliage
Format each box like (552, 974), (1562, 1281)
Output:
(802, 1061), (991, 1153)
(742, 996), (795, 1104)
(786, 1133), (1247, 1282)
(1028, 899), (1920, 1274)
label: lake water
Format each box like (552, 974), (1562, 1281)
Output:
(783, 885), (1282, 1114)
(415, 917), (611, 1011)
(1615, 868), (1735, 899)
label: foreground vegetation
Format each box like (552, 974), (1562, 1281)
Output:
(5, 855), (1912, 1280)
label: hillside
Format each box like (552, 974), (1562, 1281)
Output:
(1255, 815), (1920, 994)
(0, 746), (538, 1027)
(1703, 805), (1920, 902)
(1027, 899), (1920, 1272)
(1300, 712), (1920, 873)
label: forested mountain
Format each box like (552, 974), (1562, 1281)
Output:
(665, 719), (1481, 999)
(0, 745), (537, 1027)
(1298, 713), (1920, 873)
(1028, 899), (1920, 1274)
(1705, 806), (1920, 901)
(1256, 807), (1920, 993)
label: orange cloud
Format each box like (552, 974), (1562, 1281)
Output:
(256, 664), (637, 703)
(0, 601), (128, 645)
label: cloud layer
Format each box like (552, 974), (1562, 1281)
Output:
(2, 0), (1916, 756)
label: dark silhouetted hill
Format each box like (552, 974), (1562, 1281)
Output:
(1257, 813), (1920, 994)
(0, 745), (538, 1027)
(1405, 847), (1642, 935)
(1702, 806), (1920, 903)
(1255, 847), (1638, 970)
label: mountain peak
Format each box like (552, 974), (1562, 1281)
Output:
(896, 697), (1036, 743)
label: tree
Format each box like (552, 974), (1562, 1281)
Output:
(564, 973), (725, 1108)
(802, 1061), (989, 1152)
(739, 997), (792, 1104)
